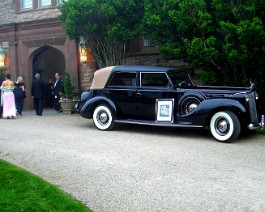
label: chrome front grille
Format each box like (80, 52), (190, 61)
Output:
(248, 92), (258, 123)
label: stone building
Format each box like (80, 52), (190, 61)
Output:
(0, 0), (82, 109)
(0, 0), (188, 109)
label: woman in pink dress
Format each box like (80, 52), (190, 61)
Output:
(0, 73), (16, 119)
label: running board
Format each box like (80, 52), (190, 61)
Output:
(114, 119), (203, 128)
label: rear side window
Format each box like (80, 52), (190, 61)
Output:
(109, 72), (136, 86)
(141, 73), (169, 87)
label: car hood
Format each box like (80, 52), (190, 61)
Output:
(189, 85), (254, 98)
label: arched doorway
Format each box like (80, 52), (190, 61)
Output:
(28, 45), (66, 109)
(32, 45), (65, 82)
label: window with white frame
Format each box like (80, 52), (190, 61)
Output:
(39, 0), (52, 7)
(57, 0), (67, 4)
(143, 35), (158, 47)
(21, 0), (33, 9)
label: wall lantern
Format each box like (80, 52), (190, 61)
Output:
(79, 38), (93, 64)
(0, 44), (6, 68)
(80, 46), (88, 64)
(79, 38), (88, 64)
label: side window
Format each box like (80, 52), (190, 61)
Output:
(141, 73), (169, 87)
(143, 35), (158, 47)
(39, 0), (52, 7)
(57, 0), (68, 4)
(109, 72), (136, 87)
(21, 0), (33, 9)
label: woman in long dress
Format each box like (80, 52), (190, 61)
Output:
(14, 76), (26, 115)
(0, 73), (16, 119)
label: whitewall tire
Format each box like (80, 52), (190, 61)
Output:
(93, 105), (115, 130)
(210, 111), (241, 143)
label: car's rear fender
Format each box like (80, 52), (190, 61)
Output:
(80, 96), (117, 119)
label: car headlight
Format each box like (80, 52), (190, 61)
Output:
(255, 92), (259, 100)
(245, 94), (249, 102)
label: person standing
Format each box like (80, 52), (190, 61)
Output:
(14, 76), (26, 115)
(31, 73), (45, 116)
(53, 73), (63, 111)
(44, 78), (54, 108)
(0, 73), (16, 119)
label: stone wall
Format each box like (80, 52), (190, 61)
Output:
(14, 8), (60, 23)
(0, 0), (60, 25)
(80, 62), (97, 91)
(0, 0), (15, 24)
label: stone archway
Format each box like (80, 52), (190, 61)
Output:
(31, 45), (65, 82)
(26, 45), (66, 109)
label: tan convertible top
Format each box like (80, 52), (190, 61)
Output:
(90, 66), (115, 89)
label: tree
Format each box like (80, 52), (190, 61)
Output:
(59, 0), (144, 68)
(61, 72), (75, 100)
(143, 0), (265, 87)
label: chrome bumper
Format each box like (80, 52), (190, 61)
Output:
(249, 115), (265, 130)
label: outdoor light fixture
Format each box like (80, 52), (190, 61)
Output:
(79, 38), (93, 64)
(79, 38), (88, 64)
(0, 44), (5, 68)
(80, 46), (88, 64)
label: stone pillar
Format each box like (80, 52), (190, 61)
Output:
(80, 60), (96, 91)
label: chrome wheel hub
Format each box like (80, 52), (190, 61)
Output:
(218, 120), (228, 133)
(98, 111), (108, 124)
(215, 118), (229, 135)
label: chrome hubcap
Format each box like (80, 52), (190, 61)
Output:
(215, 118), (229, 135)
(98, 111), (108, 124)
(218, 120), (228, 132)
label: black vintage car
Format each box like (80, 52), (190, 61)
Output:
(80, 65), (264, 142)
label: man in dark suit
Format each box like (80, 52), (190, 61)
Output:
(31, 73), (45, 116)
(53, 72), (63, 111)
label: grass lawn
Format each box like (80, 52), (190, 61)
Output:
(256, 129), (265, 135)
(0, 159), (91, 211)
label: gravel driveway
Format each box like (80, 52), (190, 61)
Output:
(1, 110), (265, 211)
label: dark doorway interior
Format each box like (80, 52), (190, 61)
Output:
(32, 45), (65, 82)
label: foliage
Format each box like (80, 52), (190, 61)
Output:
(0, 159), (90, 211)
(61, 72), (75, 100)
(59, 0), (144, 68)
(0, 71), (4, 79)
(195, 69), (217, 85)
(143, 0), (265, 86)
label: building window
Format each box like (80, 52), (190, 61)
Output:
(21, 0), (33, 9)
(57, 0), (66, 4)
(39, 0), (52, 7)
(143, 35), (157, 47)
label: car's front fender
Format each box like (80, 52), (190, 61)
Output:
(177, 98), (247, 125)
(80, 96), (117, 119)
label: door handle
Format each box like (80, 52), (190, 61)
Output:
(136, 92), (142, 96)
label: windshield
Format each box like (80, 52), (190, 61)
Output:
(167, 70), (193, 86)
